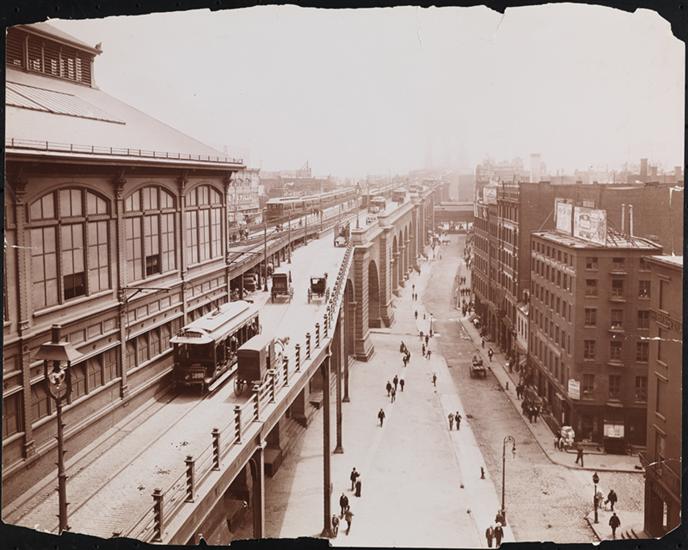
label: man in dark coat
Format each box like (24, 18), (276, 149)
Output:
(605, 489), (618, 511)
(485, 525), (494, 548)
(378, 408), (385, 427)
(355, 478), (362, 497)
(575, 444), (585, 467)
(455, 411), (462, 430)
(386, 380), (392, 397)
(609, 512), (621, 539)
(494, 523), (504, 546)
(339, 493), (349, 517)
(393, 375), (399, 392)
(350, 468), (359, 491)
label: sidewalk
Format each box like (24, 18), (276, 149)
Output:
(456, 275), (642, 474)
(584, 508), (646, 541)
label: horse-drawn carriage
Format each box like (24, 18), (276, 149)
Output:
(308, 273), (330, 303)
(470, 355), (487, 378)
(271, 269), (293, 303)
(234, 333), (274, 396)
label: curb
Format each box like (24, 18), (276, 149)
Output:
(458, 317), (642, 475)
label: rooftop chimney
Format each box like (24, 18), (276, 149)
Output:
(621, 204), (626, 234)
(629, 204), (634, 237)
(640, 158), (648, 179)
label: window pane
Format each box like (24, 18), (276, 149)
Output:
(31, 227), (58, 309)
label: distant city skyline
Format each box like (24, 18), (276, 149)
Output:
(47, 5), (684, 178)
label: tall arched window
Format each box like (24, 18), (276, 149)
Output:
(29, 188), (111, 310)
(184, 185), (223, 265)
(124, 186), (176, 282)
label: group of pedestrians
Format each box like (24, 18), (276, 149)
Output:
(411, 283), (418, 302)
(384, 373), (405, 404)
(400, 341), (411, 367)
(485, 522), (504, 547)
(332, 468), (363, 536)
(447, 411), (462, 430)
(520, 400), (541, 423)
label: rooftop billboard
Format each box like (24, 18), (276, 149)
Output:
(482, 185), (497, 205)
(573, 206), (607, 245)
(555, 199), (573, 235)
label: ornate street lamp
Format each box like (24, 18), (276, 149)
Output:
(592, 471), (600, 524)
(35, 324), (84, 533)
(500, 435), (516, 527)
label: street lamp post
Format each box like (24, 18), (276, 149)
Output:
(592, 471), (600, 523)
(500, 435), (516, 527)
(35, 324), (84, 533)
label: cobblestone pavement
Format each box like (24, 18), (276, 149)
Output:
(420, 235), (644, 544)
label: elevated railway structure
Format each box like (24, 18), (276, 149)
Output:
(5, 180), (445, 544)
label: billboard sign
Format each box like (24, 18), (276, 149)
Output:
(603, 422), (625, 439)
(555, 199), (573, 235)
(567, 379), (580, 400)
(573, 206), (607, 245)
(482, 185), (497, 205)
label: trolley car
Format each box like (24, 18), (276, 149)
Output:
(265, 188), (356, 223)
(234, 333), (275, 396)
(171, 301), (260, 393)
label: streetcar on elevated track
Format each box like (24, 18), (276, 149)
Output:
(171, 301), (260, 393)
(265, 188), (356, 223)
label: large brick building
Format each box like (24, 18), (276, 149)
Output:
(528, 230), (662, 448)
(641, 255), (682, 537)
(3, 22), (245, 502)
(471, 181), (683, 361)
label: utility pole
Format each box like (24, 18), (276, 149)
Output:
(263, 222), (268, 291)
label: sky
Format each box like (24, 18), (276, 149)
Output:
(48, 5), (684, 178)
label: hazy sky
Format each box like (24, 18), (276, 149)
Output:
(49, 5), (684, 178)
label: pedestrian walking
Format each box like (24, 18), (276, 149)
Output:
(609, 512), (621, 539)
(420, 330), (424, 341)
(412, 283), (415, 293)
(339, 493), (349, 517)
(448, 413), (454, 430)
(386, 380), (392, 397)
(422, 344), (426, 357)
(432, 372), (437, 387)
(481, 339), (485, 349)
(393, 374), (399, 392)
(455, 411), (462, 430)
(494, 523), (504, 546)
(355, 478), (362, 497)
(488, 348), (494, 362)
(605, 489), (618, 512)
(414, 310), (418, 320)
(425, 334), (430, 346)
(399, 376), (405, 392)
(554, 433), (561, 451)
(390, 387), (396, 403)
(575, 444), (585, 467)
(350, 468), (359, 491)
(378, 408), (386, 427)
(331, 514), (340, 536)
(344, 508), (354, 534)
(427, 349), (432, 360)
(400, 341), (406, 354)
(485, 525), (495, 548)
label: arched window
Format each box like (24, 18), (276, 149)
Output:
(124, 186), (176, 282)
(29, 188), (111, 310)
(184, 185), (223, 265)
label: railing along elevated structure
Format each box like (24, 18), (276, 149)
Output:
(123, 242), (355, 544)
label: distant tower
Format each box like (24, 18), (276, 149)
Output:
(640, 158), (648, 180)
(530, 153), (542, 183)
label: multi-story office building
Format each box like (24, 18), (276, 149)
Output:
(642, 255), (682, 536)
(529, 229), (661, 448)
(3, 22), (244, 502)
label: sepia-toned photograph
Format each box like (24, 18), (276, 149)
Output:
(2, 2), (684, 547)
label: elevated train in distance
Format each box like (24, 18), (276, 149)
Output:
(171, 301), (260, 393)
(265, 187), (357, 223)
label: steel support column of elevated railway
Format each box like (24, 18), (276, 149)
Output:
(320, 349), (333, 538)
(334, 308), (344, 454)
(248, 442), (266, 538)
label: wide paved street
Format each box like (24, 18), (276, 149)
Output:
(258, 234), (644, 546)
